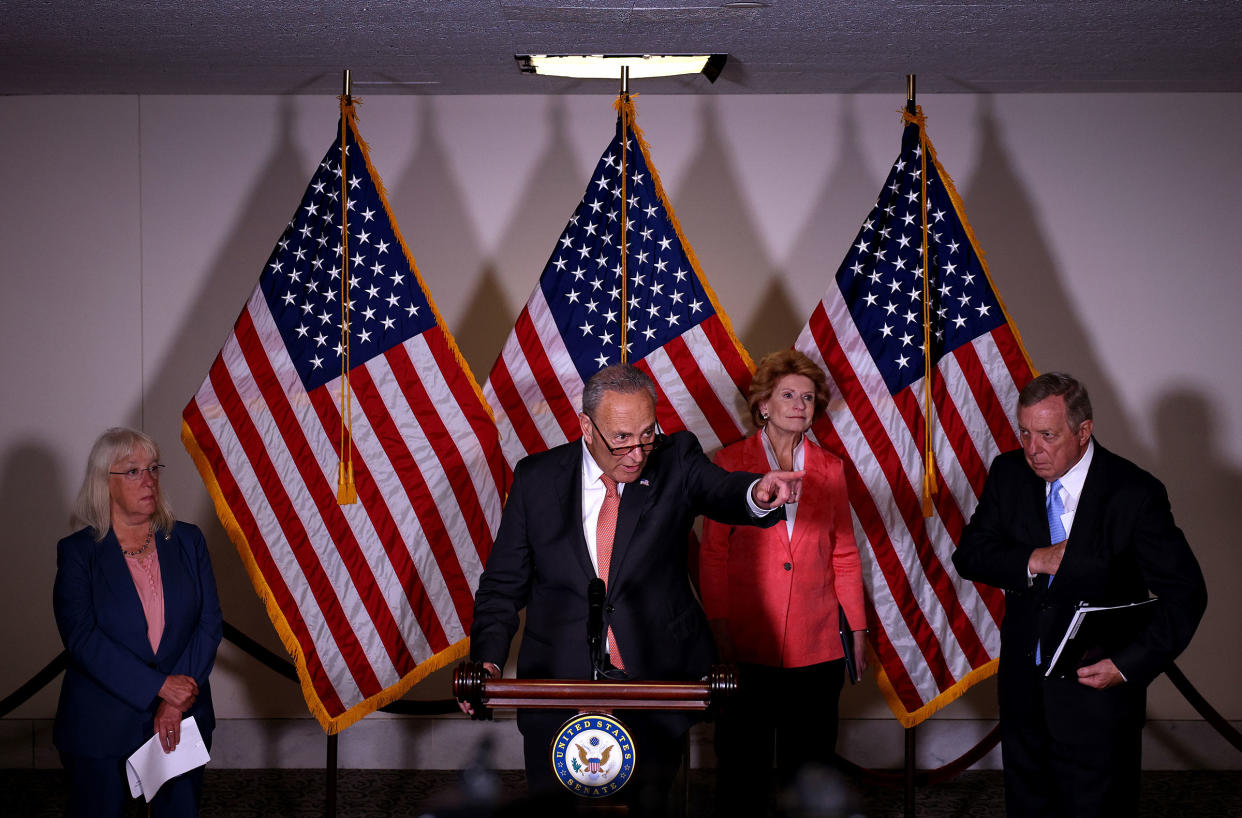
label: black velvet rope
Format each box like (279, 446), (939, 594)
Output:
(1165, 663), (1242, 752)
(4, 634), (1235, 766)
(0, 651), (66, 718)
(834, 725), (1001, 786)
(220, 621), (458, 715)
(222, 621), (298, 682)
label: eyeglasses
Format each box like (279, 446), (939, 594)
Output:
(587, 415), (666, 457)
(109, 465), (166, 481)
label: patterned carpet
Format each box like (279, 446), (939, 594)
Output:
(2, 768), (1239, 817)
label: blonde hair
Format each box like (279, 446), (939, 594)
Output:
(747, 349), (831, 430)
(72, 427), (175, 541)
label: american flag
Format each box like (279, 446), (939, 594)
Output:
(795, 108), (1035, 726)
(484, 98), (753, 466)
(182, 104), (507, 732)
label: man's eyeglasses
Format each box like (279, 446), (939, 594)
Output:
(588, 415), (666, 457)
(109, 465), (166, 481)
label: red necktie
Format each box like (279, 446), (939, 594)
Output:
(596, 475), (624, 669)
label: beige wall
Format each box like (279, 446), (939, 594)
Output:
(2, 93), (1239, 760)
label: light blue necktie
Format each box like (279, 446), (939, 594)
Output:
(1036, 479), (1066, 666)
(1047, 479), (1067, 544)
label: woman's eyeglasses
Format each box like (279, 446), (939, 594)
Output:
(110, 465), (166, 481)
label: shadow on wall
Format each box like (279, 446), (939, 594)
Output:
(386, 97), (496, 378)
(1150, 388), (1240, 714)
(468, 96), (590, 376)
(959, 96), (1143, 458)
(139, 95), (317, 718)
(0, 441), (77, 710)
(782, 95), (898, 351)
(669, 98), (781, 357)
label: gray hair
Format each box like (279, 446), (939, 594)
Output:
(72, 427), (175, 541)
(581, 364), (657, 418)
(1018, 372), (1093, 429)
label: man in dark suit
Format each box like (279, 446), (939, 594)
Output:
(468, 363), (801, 814)
(954, 372), (1207, 817)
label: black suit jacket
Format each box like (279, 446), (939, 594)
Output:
(471, 430), (780, 687)
(954, 442), (1206, 734)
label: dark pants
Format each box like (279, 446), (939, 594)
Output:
(520, 709), (690, 817)
(714, 660), (846, 818)
(60, 751), (205, 818)
(999, 668), (1144, 818)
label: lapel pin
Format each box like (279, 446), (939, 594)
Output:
(639, 478), (650, 486)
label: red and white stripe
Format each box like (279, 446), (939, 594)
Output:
(184, 289), (505, 726)
(796, 287), (1025, 722)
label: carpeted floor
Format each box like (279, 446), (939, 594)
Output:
(2, 768), (1239, 817)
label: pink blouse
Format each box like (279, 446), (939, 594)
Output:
(124, 549), (165, 653)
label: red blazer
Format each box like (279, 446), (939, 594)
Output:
(700, 433), (866, 668)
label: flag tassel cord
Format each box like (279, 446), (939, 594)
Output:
(618, 67), (630, 365)
(337, 70), (357, 504)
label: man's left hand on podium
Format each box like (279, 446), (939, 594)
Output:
(457, 662), (501, 716)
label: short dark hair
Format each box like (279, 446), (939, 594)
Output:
(747, 349), (831, 429)
(1018, 372), (1093, 429)
(581, 364), (657, 417)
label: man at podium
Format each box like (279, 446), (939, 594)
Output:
(468, 364), (801, 815)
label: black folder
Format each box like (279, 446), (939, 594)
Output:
(838, 604), (860, 684)
(1043, 598), (1157, 678)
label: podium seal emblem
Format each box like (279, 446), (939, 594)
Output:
(550, 712), (637, 798)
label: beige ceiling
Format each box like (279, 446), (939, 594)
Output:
(5, 1), (1242, 96)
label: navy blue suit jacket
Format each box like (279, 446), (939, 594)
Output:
(53, 521), (222, 758)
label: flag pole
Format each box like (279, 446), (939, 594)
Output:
(337, 69), (358, 504)
(618, 66), (630, 365)
(905, 74), (937, 519)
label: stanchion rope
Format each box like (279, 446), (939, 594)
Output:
(4, 628), (1236, 765)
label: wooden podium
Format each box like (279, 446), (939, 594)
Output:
(454, 661), (737, 712)
(453, 661), (737, 808)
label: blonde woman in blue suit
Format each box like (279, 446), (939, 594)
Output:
(53, 427), (222, 817)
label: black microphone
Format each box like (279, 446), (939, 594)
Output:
(587, 578), (605, 678)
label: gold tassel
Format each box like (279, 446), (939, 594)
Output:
(337, 459), (357, 504)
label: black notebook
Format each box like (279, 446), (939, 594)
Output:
(838, 604), (860, 684)
(1043, 598), (1158, 678)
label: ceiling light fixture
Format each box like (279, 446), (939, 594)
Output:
(515, 54), (727, 83)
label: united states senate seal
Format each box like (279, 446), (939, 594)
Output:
(550, 712), (637, 798)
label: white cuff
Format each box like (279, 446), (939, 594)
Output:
(746, 478), (775, 517)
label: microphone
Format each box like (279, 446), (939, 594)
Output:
(587, 578), (605, 678)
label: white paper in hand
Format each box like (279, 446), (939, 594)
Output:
(125, 716), (210, 802)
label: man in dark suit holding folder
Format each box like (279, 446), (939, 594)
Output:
(954, 372), (1206, 818)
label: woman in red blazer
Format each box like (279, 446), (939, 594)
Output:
(700, 350), (867, 816)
